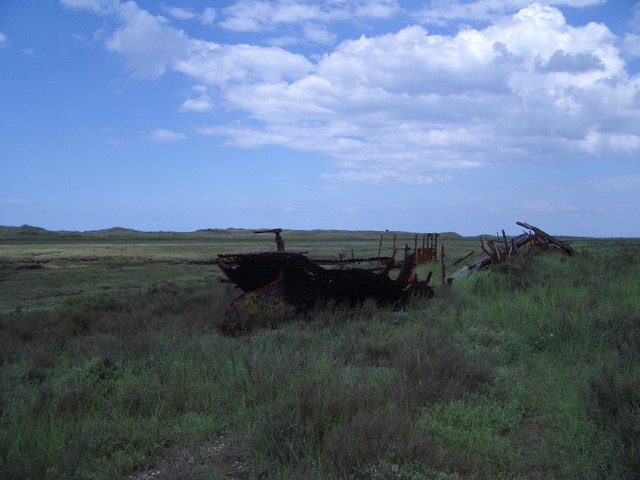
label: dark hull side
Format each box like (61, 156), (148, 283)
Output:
(216, 251), (432, 306)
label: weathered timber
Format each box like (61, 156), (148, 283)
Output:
(449, 221), (576, 282)
(516, 222), (576, 256)
(453, 250), (475, 266)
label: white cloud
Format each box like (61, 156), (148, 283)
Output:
(90, 2), (312, 82)
(0, 32), (8, 47)
(180, 92), (214, 112)
(220, 1), (324, 31)
(354, 1), (399, 19)
(414, 0), (605, 25)
(219, 0), (399, 33)
(161, 5), (216, 24)
(67, 1), (640, 185)
(198, 4), (637, 178)
(200, 7), (216, 25)
(148, 129), (186, 142)
(303, 24), (336, 45)
(174, 41), (312, 85)
(105, 2), (190, 77)
(580, 131), (640, 154)
(161, 6), (197, 20)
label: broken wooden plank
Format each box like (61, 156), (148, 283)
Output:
(516, 222), (576, 256)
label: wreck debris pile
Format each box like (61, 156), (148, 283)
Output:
(450, 221), (575, 281)
(214, 222), (574, 332)
(216, 230), (435, 332)
(416, 233), (439, 264)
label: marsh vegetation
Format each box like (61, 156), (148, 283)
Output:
(1, 227), (639, 479)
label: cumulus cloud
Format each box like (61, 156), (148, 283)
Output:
(414, 0), (605, 25)
(94, 2), (312, 84)
(0, 32), (8, 47)
(580, 131), (640, 154)
(62, 1), (640, 184)
(105, 3), (191, 77)
(217, 0), (398, 46)
(180, 86), (214, 112)
(161, 6), (197, 20)
(174, 42), (312, 85)
(219, 0), (399, 32)
(537, 50), (604, 73)
(199, 4), (638, 175)
(68, 0), (312, 82)
(220, 1), (321, 31)
(148, 129), (186, 142)
(200, 7), (216, 25)
(303, 24), (336, 45)
(180, 97), (213, 112)
(161, 5), (216, 24)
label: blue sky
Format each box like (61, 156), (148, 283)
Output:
(1, 0), (639, 236)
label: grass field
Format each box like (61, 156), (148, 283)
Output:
(1, 225), (639, 479)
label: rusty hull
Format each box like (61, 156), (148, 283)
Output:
(217, 249), (432, 309)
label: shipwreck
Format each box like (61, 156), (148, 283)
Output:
(215, 222), (572, 332)
(216, 229), (435, 332)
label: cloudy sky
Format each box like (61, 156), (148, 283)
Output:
(1, 0), (639, 236)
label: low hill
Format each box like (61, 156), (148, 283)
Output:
(0, 225), (57, 237)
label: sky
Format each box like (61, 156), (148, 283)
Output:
(1, 0), (639, 236)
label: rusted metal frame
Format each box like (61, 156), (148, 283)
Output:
(414, 232), (439, 265)
(253, 228), (285, 251)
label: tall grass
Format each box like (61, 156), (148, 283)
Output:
(1, 241), (639, 478)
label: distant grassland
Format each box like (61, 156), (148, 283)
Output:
(0, 224), (632, 320)
(0, 226), (473, 314)
(1, 225), (639, 479)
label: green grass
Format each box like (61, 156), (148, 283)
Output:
(0, 228), (456, 314)
(1, 229), (639, 478)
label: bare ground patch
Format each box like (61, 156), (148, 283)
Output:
(132, 434), (249, 480)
